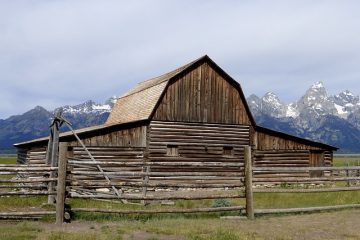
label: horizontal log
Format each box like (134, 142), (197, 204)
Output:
(70, 181), (244, 188)
(254, 150), (309, 154)
(0, 191), (56, 196)
(253, 186), (360, 193)
(254, 204), (360, 214)
(68, 161), (243, 167)
(149, 142), (245, 147)
(71, 206), (245, 214)
(0, 216), (42, 220)
(0, 167), (58, 171)
(254, 164), (309, 168)
(150, 124), (249, 131)
(150, 124), (249, 130)
(70, 192), (245, 200)
(0, 211), (55, 216)
(0, 184), (47, 189)
(71, 171), (243, 177)
(254, 166), (360, 171)
(253, 176), (360, 182)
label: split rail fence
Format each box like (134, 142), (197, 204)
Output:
(0, 163), (57, 220)
(1, 145), (360, 223)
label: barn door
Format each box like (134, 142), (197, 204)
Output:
(309, 151), (324, 177)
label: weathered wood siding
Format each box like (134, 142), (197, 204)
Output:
(147, 121), (249, 186)
(255, 131), (324, 151)
(253, 150), (310, 181)
(68, 146), (145, 194)
(153, 62), (251, 125)
(324, 151), (332, 167)
(17, 147), (47, 166)
(17, 125), (147, 166)
(69, 126), (147, 147)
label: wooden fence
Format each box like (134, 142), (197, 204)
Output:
(2, 144), (360, 224)
(246, 147), (360, 219)
(64, 142), (246, 218)
(0, 163), (57, 219)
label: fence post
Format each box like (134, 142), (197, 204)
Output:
(56, 142), (68, 225)
(244, 146), (254, 220)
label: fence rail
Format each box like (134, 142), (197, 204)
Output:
(0, 163), (58, 219)
(2, 144), (360, 224)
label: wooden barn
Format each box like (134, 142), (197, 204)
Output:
(14, 55), (337, 188)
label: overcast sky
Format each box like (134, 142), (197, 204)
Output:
(1, 1), (360, 119)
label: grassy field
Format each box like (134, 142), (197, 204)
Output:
(0, 209), (359, 239)
(0, 156), (359, 239)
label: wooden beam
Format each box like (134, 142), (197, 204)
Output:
(244, 146), (254, 220)
(56, 142), (68, 225)
(71, 206), (245, 214)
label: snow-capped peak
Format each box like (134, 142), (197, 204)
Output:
(343, 90), (354, 97)
(262, 92), (281, 106)
(55, 99), (114, 115)
(311, 81), (324, 89)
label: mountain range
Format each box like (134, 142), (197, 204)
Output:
(0, 97), (116, 153)
(248, 81), (360, 153)
(0, 82), (359, 153)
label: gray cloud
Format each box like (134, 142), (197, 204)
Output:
(1, 0), (360, 118)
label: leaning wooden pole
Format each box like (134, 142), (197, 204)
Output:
(56, 142), (68, 225)
(63, 121), (127, 204)
(48, 122), (59, 204)
(244, 146), (254, 220)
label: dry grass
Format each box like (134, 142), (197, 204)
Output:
(0, 209), (360, 239)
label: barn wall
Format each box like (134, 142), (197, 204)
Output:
(17, 146), (47, 165)
(16, 125), (147, 166)
(253, 150), (311, 181)
(153, 62), (251, 125)
(69, 146), (145, 194)
(147, 121), (249, 186)
(255, 131), (324, 150)
(68, 125), (147, 147)
(253, 130), (334, 174)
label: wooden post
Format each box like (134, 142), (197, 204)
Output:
(244, 146), (254, 220)
(142, 166), (150, 205)
(346, 160), (350, 187)
(48, 122), (60, 204)
(56, 142), (68, 225)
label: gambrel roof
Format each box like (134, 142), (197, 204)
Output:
(106, 55), (255, 125)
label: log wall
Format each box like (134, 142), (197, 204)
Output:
(253, 150), (334, 182)
(147, 121), (250, 187)
(17, 147), (47, 166)
(69, 125), (147, 147)
(153, 62), (251, 125)
(253, 150), (310, 182)
(255, 131), (324, 150)
(68, 146), (145, 195)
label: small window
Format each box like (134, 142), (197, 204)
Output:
(166, 145), (179, 156)
(223, 146), (234, 156)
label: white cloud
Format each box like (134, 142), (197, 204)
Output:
(1, 0), (360, 118)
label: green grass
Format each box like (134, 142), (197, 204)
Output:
(333, 156), (360, 167)
(254, 191), (360, 209)
(0, 157), (17, 164)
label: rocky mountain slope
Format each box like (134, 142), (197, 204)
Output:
(248, 82), (360, 153)
(0, 97), (116, 153)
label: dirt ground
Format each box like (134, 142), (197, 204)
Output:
(26, 209), (359, 239)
